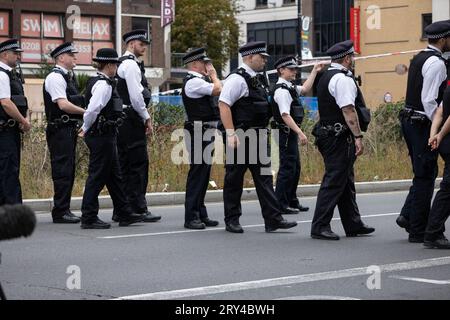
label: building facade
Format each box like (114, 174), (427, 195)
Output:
(0, 0), (171, 116)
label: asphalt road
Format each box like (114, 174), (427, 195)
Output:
(1, 190), (450, 300)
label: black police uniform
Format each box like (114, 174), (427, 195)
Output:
(0, 39), (27, 205)
(115, 30), (159, 222)
(271, 60), (306, 213)
(80, 49), (144, 228)
(398, 20), (450, 240)
(182, 49), (220, 228)
(425, 81), (450, 248)
(43, 43), (85, 222)
(220, 41), (297, 233)
(311, 40), (373, 240)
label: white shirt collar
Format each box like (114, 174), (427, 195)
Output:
(330, 62), (353, 76)
(0, 61), (13, 72)
(124, 50), (138, 60)
(241, 63), (257, 77)
(276, 77), (293, 87)
(188, 70), (205, 78)
(427, 45), (442, 54)
(55, 64), (69, 74)
(97, 71), (110, 79)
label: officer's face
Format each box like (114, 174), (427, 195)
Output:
(105, 63), (118, 77)
(443, 37), (450, 52)
(59, 53), (77, 70)
(280, 67), (297, 81)
(5, 51), (21, 67)
(253, 54), (267, 72)
(131, 40), (148, 58)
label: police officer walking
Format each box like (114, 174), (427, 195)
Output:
(43, 42), (85, 223)
(0, 39), (30, 205)
(78, 48), (144, 229)
(271, 56), (323, 215)
(182, 48), (221, 229)
(115, 29), (161, 223)
(427, 71), (450, 249)
(218, 41), (297, 233)
(311, 40), (375, 240)
(397, 20), (450, 243)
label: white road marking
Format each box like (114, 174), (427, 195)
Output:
(98, 212), (400, 239)
(390, 275), (450, 285)
(114, 256), (450, 300)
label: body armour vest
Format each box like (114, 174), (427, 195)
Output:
(116, 55), (152, 107)
(181, 73), (219, 122)
(43, 68), (85, 122)
(231, 68), (270, 128)
(0, 66), (28, 121)
(84, 74), (123, 131)
(271, 83), (304, 125)
(317, 68), (371, 131)
(405, 49), (447, 111)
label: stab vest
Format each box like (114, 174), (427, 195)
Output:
(230, 68), (270, 128)
(181, 73), (219, 122)
(43, 67), (85, 122)
(116, 55), (152, 107)
(271, 82), (304, 125)
(0, 66), (28, 121)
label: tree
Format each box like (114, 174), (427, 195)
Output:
(171, 0), (239, 75)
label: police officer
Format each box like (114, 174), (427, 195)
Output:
(115, 29), (161, 223)
(271, 56), (323, 215)
(43, 42), (85, 224)
(182, 48), (221, 229)
(78, 48), (144, 229)
(397, 20), (450, 243)
(0, 39), (30, 205)
(427, 72), (450, 249)
(218, 41), (297, 233)
(311, 40), (375, 240)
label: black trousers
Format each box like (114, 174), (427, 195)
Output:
(184, 126), (215, 223)
(400, 118), (438, 237)
(0, 129), (22, 205)
(425, 151), (450, 241)
(223, 128), (284, 226)
(81, 133), (132, 223)
(46, 125), (77, 217)
(311, 132), (364, 235)
(116, 113), (149, 214)
(275, 129), (301, 210)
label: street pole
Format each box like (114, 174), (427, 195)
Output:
(116, 0), (122, 54)
(297, 0), (302, 63)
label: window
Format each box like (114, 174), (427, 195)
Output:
(247, 19), (297, 69)
(20, 12), (65, 63)
(0, 11), (10, 43)
(131, 17), (152, 66)
(283, 0), (296, 5)
(256, 0), (268, 8)
(422, 13), (432, 39)
(73, 16), (114, 65)
(313, 0), (353, 56)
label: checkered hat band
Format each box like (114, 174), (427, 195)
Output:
(183, 53), (206, 64)
(331, 47), (354, 60)
(240, 47), (267, 57)
(0, 43), (20, 52)
(427, 30), (450, 39)
(277, 60), (297, 68)
(125, 34), (147, 43)
(94, 56), (119, 61)
(53, 46), (75, 58)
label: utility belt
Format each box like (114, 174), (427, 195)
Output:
(89, 114), (125, 135)
(47, 114), (81, 130)
(0, 118), (19, 132)
(313, 122), (349, 138)
(399, 107), (430, 123)
(184, 120), (218, 131)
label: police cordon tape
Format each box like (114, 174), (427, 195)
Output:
(25, 178), (442, 212)
(266, 49), (423, 75)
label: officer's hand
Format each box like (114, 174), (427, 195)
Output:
(298, 131), (308, 145)
(355, 137), (364, 156)
(227, 134), (240, 149)
(314, 61), (329, 73)
(429, 133), (442, 150)
(19, 118), (31, 132)
(145, 118), (153, 136)
(206, 63), (218, 79)
(78, 128), (85, 138)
